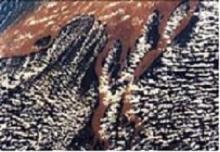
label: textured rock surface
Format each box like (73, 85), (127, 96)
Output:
(0, 0), (218, 151)
(0, 15), (107, 150)
(90, 0), (219, 150)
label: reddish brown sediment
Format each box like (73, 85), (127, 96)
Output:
(0, 0), (199, 147)
(0, 0), (156, 59)
(91, 93), (108, 144)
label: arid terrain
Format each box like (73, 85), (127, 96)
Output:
(0, 0), (218, 150)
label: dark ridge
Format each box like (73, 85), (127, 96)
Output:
(67, 123), (95, 150)
(60, 15), (94, 36)
(146, 9), (161, 49)
(80, 61), (98, 93)
(173, 15), (199, 47)
(58, 16), (94, 65)
(74, 30), (103, 78)
(57, 34), (86, 66)
(109, 40), (123, 80)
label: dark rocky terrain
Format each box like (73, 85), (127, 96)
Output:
(0, 0), (218, 150)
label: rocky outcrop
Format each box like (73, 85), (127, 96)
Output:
(92, 0), (218, 150)
(0, 15), (107, 150)
(0, 0), (218, 151)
